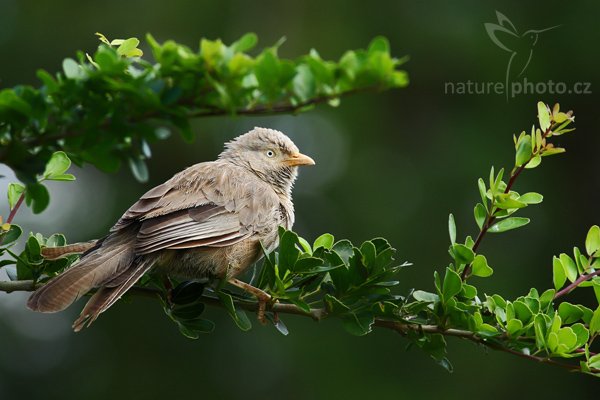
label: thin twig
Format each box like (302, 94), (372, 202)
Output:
(6, 193), (25, 224)
(0, 192), (25, 247)
(554, 269), (600, 299)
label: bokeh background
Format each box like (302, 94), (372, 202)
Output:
(1, 0), (599, 398)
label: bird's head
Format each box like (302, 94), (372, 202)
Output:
(219, 127), (315, 194)
(521, 25), (560, 47)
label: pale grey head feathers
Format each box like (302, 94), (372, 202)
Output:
(220, 127), (300, 157)
(219, 127), (313, 194)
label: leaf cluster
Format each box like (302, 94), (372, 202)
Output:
(0, 33), (407, 184)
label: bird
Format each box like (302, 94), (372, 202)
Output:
(27, 127), (315, 331)
(484, 11), (558, 99)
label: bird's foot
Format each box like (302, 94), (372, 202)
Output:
(228, 278), (275, 324)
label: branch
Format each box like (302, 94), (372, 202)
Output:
(1, 278), (594, 374)
(188, 87), (372, 118)
(24, 86), (376, 148)
(0, 280), (39, 292)
(6, 194), (25, 224)
(554, 269), (600, 299)
(372, 320), (591, 373)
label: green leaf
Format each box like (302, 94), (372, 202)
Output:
(324, 294), (350, 314)
(217, 291), (252, 331)
(558, 302), (584, 324)
(0, 90), (31, 118)
(7, 183), (25, 210)
(506, 318), (523, 337)
(329, 239), (352, 259)
(515, 136), (533, 167)
(360, 240), (376, 267)
(573, 246), (586, 275)
(513, 300), (533, 322)
(24, 183), (50, 214)
(541, 146), (566, 157)
(590, 353), (600, 370)
(62, 58), (84, 79)
(415, 333), (449, 367)
(450, 244), (474, 265)
(448, 213), (456, 244)
(278, 229), (300, 273)
(477, 178), (487, 205)
(177, 318), (215, 339)
(171, 302), (206, 320)
(171, 281), (205, 305)
(368, 36), (390, 53)
(590, 306), (600, 335)
(43, 151), (71, 179)
(231, 33), (258, 52)
(474, 203), (486, 229)
(26, 235), (42, 262)
(525, 154), (542, 169)
(128, 157), (149, 183)
(460, 283), (477, 299)
(534, 314), (547, 349)
(518, 192), (543, 204)
(471, 254), (493, 277)
(559, 253), (578, 283)
(297, 237), (312, 255)
(495, 197), (527, 210)
(1, 224), (22, 245)
(585, 225), (600, 257)
(47, 174), (75, 181)
(537, 101), (551, 132)
(313, 233), (334, 250)
(36, 69), (59, 93)
(488, 217), (530, 233)
(45, 233), (66, 247)
(412, 290), (439, 303)
(293, 257), (336, 274)
(442, 267), (462, 303)
(0, 259), (16, 269)
(556, 327), (578, 353)
(342, 313), (375, 336)
(553, 256), (567, 290)
(539, 289), (555, 310)
(268, 315), (289, 336)
(292, 64), (316, 102)
(116, 38), (143, 57)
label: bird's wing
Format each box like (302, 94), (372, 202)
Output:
(111, 161), (280, 255)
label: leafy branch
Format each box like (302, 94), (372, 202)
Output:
(0, 272), (590, 374)
(0, 32), (408, 184)
(461, 102), (573, 279)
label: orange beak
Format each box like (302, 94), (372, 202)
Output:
(284, 152), (316, 167)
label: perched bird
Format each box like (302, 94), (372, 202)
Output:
(27, 127), (315, 331)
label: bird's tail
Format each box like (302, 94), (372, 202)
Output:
(72, 257), (154, 331)
(27, 229), (143, 316)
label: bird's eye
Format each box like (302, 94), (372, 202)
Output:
(266, 150), (275, 158)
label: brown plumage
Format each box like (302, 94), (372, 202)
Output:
(27, 127), (315, 331)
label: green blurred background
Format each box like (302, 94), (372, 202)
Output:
(1, 0), (599, 398)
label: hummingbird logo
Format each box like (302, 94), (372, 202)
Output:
(485, 11), (559, 99)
